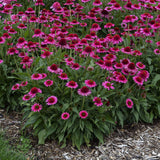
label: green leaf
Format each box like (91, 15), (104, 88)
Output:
(146, 58), (152, 65)
(33, 118), (42, 129)
(38, 129), (47, 144)
(23, 113), (40, 129)
(157, 104), (160, 115)
(116, 111), (124, 127)
(133, 111), (139, 122)
(80, 120), (84, 131)
(58, 133), (65, 143)
(85, 121), (93, 132)
(62, 103), (70, 112)
(47, 124), (57, 136)
(94, 129), (103, 143)
(72, 107), (79, 114)
(152, 74), (160, 86)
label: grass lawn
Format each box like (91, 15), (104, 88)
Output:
(0, 131), (27, 160)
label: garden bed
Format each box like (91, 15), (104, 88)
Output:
(0, 0), (160, 152)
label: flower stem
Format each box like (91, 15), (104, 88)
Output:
(82, 96), (85, 109)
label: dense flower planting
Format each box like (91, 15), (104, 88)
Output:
(0, 0), (160, 149)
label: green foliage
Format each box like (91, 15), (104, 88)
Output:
(0, 131), (27, 160)
(0, 61), (23, 111)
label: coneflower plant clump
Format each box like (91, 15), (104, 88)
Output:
(0, 0), (160, 149)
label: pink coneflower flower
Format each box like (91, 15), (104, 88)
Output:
(93, 97), (103, 106)
(132, 50), (142, 56)
(22, 94), (31, 101)
(20, 81), (28, 87)
(85, 80), (97, 88)
(79, 110), (88, 119)
(132, 3), (141, 10)
(58, 73), (68, 80)
(20, 56), (33, 66)
(126, 99), (133, 109)
(154, 49), (160, 55)
(97, 48), (107, 53)
(29, 16), (38, 23)
(136, 62), (145, 69)
(102, 81), (114, 90)
(78, 86), (91, 96)
(41, 50), (53, 58)
(70, 63), (81, 70)
(137, 70), (150, 82)
(114, 62), (123, 69)
(17, 37), (27, 48)
(31, 103), (42, 112)
(81, 0), (90, 2)
(11, 83), (20, 90)
(64, 0), (74, 5)
(70, 19), (79, 25)
(50, 2), (61, 10)
(25, 7), (35, 14)
(61, 112), (70, 120)
(80, 22), (87, 27)
(35, 0), (45, 6)
(4, 4), (13, 10)
(84, 34), (93, 41)
(90, 23), (101, 32)
(44, 79), (53, 87)
(46, 96), (58, 105)
(96, 59), (104, 67)
(7, 47), (19, 55)
(151, 23), (160, 29)
(126, 62), (138, 73)
(0, 37), (5, 44)
(124, 1), (133, 10)
(104, 22), (114, 28)
(31, 73), (43, 80)
(133, 76), (144, 85)
(41, 73), (47, 79)
(57, 38), (67, 48)
(79, 39), (88, 46)
(121, 68), (130, 76)
(66, 81), (78, 89)
(102, 60), (114, 70)
(3, 26), (11, 31)
(121, 46), (133, 54)
(112, 34), (123, 44)
(112, 3), (122, 10)
(155, 4), (160, 10)
(54, 6), (64, 13)
(0, 59), (3, 64)
(90, 31), (97, 39)
(17, 23), (27, 29)
(2, 33), (11, 39)
(32, 29), (44, 38)
(44, 36), (55, 44)
(47, 64), (58, 73)
(65, 57), (74, 65)
(93, 0), (102, 6)
(140, 28), (151, 36)
(92, 40), (102, 48)
(29, 87), (42, 96)
(117, 75), (128, 83)
(156, 41), (160, 47)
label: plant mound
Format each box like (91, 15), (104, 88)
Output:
(0, 0), (160, 149)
